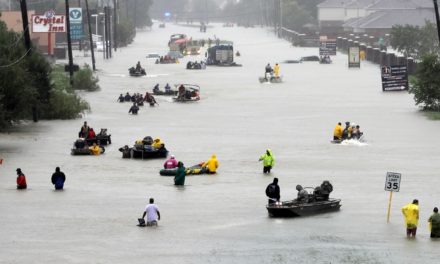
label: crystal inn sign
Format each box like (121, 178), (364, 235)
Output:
(32, 10), (66, 33)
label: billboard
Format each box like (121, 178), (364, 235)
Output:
(381, 65), (409, 91)
(32, 10), (66, 33)
(319, 38), (337, 56)
(348, 46), (360, 68)
(69, 8), (83, 40)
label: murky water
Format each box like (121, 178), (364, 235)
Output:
(1, 23), (440, 263)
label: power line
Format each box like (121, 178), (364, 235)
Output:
(0, 48), (31, 68)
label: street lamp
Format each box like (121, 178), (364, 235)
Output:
(91, 13), (105, 36)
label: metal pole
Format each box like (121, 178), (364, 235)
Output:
(65, 0), (75, 85)
(433, 0), (440, 44)
(85, 0), (96, 71)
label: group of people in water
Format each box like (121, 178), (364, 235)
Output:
(265, 178), (334, 205)
(15, 167), (66, 190)
(186, 61), (206, 69)
(155, 55), (178, 64)
(333, 121), (363, 141)
(264, 63), (280, 80)
(118, 92), (157, 115)
(176, 84), (199, 101)
(153, 83), (173, 94)
(320, 55), (332, 64)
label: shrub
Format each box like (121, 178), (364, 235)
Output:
(409, 54), (440, 111)
(73, 64), (100, 91)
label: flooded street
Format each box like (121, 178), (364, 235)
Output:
(1, 23), (440, 263)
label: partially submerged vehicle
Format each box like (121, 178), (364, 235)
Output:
(160, 163), (207, 176)
(173, 84), (200, 102)
(206, 41), (242, 67)
(128, 67), (146, 77)
(266, 198), (341, 217)
(301, 55), (320, 62)
(259, 76), (283, 83)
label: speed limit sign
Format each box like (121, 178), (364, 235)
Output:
(385, 172), (401, 192)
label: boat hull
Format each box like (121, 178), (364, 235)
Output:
(266, 199), (341, 217)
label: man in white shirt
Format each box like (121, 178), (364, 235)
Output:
(142, 198), (161, 226)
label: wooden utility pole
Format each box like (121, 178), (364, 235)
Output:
(65, 0), (75, 85)
(113, 0), (117, 51)
(85, 0), (96, 70)
(434, 0), (440, 44)
(19, 0), (32, 55)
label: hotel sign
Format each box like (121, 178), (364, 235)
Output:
(32, 10), (66, 33)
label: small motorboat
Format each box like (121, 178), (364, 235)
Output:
(128, 67), (146, 77)
(160, 164), (207, 176)
(71, 146), (105, 155)
(85, 129), (111, 145)
(131, 145), (168, 159)
(173, 84), (200, 102)
(153, 89), (178, 96)
(259, 76), (283, 83)
(266, 198), (341, 217)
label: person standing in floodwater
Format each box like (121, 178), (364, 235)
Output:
(259, 149), (275, 174)
(51, 167), (66, 190)
(265, 178), (280, 204)
(402, 199), (419, 238)
(428, 207), (440, 238)
(141, 198), (161, 226)
(16, 168), (27, 189)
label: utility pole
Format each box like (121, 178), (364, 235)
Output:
(65, 0), (74, 85)
(19, 0), (32, 55)
(104, 6), (108, 59)
(107, 6), (112, 58)
(113, 0), (117, 51)
(85, 0), (96, 70)
(434, 0), (440, 44)
(279, 0), (283, 38)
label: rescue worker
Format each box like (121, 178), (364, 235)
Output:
(273, 63), (280, 78)
(51, 167), (66, 190)
(259, 149), (275, 174)
(265, 63), (273, 80)
(128, 103), (139, 114)
(89, 143), (102, 155)
(124, 92), (131, 102)
(117, 94), (124, 102)
(164, 155), (178, 169)
(136, 61), (142, 72)
(164, 83), (171, 92)
(79, 121), (89, 138)
(265, 178), (280, 205)
(144, 92), (157, 106)
(153, 84), (160, 93)
(402, 199), (419, 238)
(296, 185), (309, 203)
(16, 168), (27, 190)
(428, 207), (440, 238)
(342, 121), (352, 140)
(320, 180), (333, 200)
(174, 162), (186, 186)
(203, 154), (219, 174)
(152, 138), (163, 149)
(87, 127), (96, 140)
(333, 122), (343, 140)
(119, 145), (131, 158)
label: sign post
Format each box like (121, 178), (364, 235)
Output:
(381, 65), (408, 91)
(385, 172), (401, 223)
(319, 36), (337, 56)
(348, 46), (360, 68)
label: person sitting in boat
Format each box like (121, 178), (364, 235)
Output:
(160, 56), (164, 63)
(351, 125), (363, 140)
(142, 136), (153, 146)
(201, 60), (206, 69)
(333, 122), (343, 140)
(273, 63), (280, 78)
(119, 145), (131, 158)
(203, 154), (219, 174)
(320, 180), (333, 200)
(136, 61), (142, 72)
(265, 63), (273, 80)
(74, 138), (87, 149)
(89, 143), (101, 155)
(153, 84), (160, 93)
(235, 51), (240, 57)
(178, 85), (186, 100)
(296, 185), (309, 203)
(164, 83), (171, 92)
(129, 103), (139, 114)
(266, 177), (280, 204)
(164, 155), (178, 169)
(152, 138), (164, 149)
(185, 90), (193, 100)
(124, 92), (131, 102)
(342, 121), (352, 140)
(186, 61), (193, 69)
(117, 94), (124, 103)
(87, 127), (96, 140)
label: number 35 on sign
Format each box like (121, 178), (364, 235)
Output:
(385, 172), (401, 192)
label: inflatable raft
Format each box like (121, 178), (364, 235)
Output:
(71, 147), (105, 155)
(160, 164), (207, 176)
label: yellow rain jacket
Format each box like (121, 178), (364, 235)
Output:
(89, 145), (101, 155)
(333, 124), (343, 139)
(402, 203), (419, 228)
(274, 64), (280, 77)
(204, 155), (219, 173)
(152, 138), (163, 149)
(260, 149), (275, 167)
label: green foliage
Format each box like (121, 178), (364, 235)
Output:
(73, 64), (100, 91)
(116, 19), (136, 47)
(390, 21), (440, 59)
(0, 18), (91, 128)
(409, 54), (440, 111)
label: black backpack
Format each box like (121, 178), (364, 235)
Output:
(266, 184), (276, 197)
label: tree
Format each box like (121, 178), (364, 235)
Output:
(409, 54), (440, 111)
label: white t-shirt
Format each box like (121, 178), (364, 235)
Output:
(145, 204), (159, 222)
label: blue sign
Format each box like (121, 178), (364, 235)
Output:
(70, 23), (83, 40)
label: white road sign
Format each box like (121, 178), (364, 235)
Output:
(385, 172), (401, 192)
